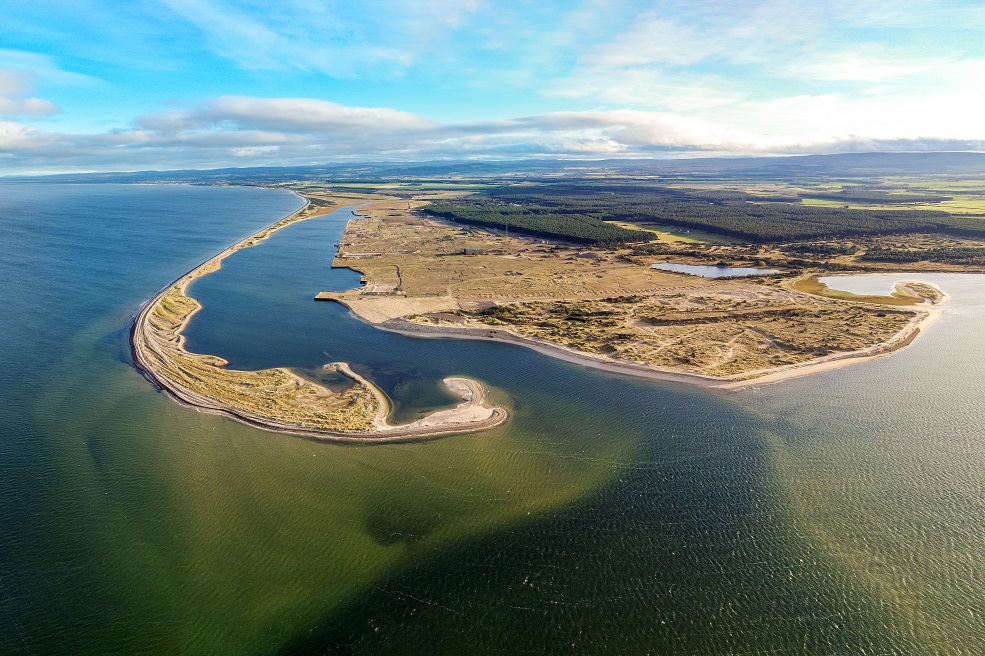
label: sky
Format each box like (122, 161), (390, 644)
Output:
(2, 0), (985, 173)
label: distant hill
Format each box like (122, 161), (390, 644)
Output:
(4, 152), (984, 184)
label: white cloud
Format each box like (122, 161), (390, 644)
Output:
(0, 95), (58, 117)
(784, 46), (951, 83)
(157, 0), (485, 76)
(512, 110), (761, 150)
(576, 13), (722, 68)
(550, 66), (746, 113)
(826, 0), (985, 30)
(716, 85), (985, 145)
(137, 96), (434, 134)
(231, 145), (280, 157)
(206, 96), (434, 132)
(3, 91), (985, 174)
(8, 99), (760, 171)
(0, 71), (60, 117)
(542, 0), (985, 118)
(0, 120), (55, 150)
(0, 49), (102, 87)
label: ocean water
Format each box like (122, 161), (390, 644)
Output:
(1, 184), (983, 655)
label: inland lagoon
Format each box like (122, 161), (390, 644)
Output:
(1, 184), (983, 654)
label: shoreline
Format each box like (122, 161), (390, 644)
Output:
(132, 186), (949, 439)
(321, 205), (950, 391)
(130, 194), (507, 444)
(326, 281), (946, 391)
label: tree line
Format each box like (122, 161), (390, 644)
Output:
(861, 246), (985, 264)
(425, 183), (985, 243)
(799, 190), (950, 204)
(426, 201), (650, 245)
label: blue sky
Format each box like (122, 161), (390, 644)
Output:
(2, 0), (985, 173)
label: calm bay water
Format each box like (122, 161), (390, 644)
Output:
(1, 184), (983, 654)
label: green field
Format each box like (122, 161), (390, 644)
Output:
(605, 220), (744, 244)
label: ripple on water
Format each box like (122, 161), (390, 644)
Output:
(4, 187), (985, 654)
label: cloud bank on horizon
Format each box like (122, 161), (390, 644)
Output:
(2, 0), (985, 173)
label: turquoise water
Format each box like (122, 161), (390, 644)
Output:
(2, 184), (983, 654)
(650, 262), (780, 277)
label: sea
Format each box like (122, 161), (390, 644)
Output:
(0, 183), (982, 655)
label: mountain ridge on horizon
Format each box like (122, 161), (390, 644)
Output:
(4, 152), (984, 184)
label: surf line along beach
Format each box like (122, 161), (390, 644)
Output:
(130, 196), (507, 444)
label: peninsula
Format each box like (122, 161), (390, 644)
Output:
(317, 189), (952, 390)
(130, 191), (506, 443)
(133, 171), (966, 440)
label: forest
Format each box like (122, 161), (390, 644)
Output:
(860, 246), (985, 264)
(784, 243), (859, 255)
(425, 183), (985, 244)
(799, 189), (951, 203)
(426, 201), (649, 245)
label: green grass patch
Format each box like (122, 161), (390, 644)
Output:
(605, 221), (743, 244)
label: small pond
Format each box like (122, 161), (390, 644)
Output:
(650, 262), (781, 278)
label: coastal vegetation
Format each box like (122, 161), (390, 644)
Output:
(145, 287), (382, 431)
(416, 297), (917, 377)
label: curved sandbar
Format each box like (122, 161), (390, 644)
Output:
(130, 197), (506, 443)
(324, 276), (947, 391)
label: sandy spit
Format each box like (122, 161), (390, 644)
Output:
(130, 196), (507, 444)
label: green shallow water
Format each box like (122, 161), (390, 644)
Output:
(1, 185), (983, 654)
